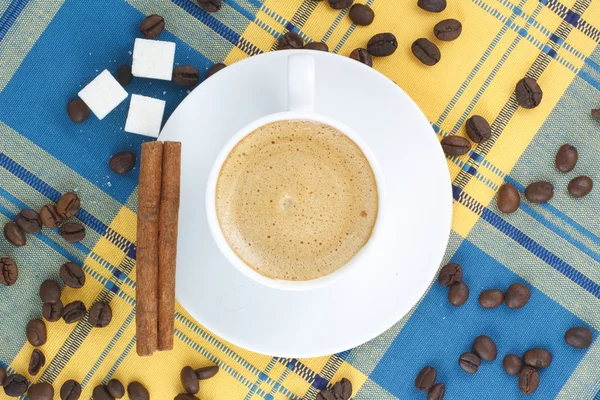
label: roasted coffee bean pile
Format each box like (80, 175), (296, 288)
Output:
(316, 377), (352, 400)
(415, 366), (445, 399)
(177, 364), (220, 399)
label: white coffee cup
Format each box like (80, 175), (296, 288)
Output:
(206, 53), (386, 291)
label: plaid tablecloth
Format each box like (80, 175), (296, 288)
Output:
(1, 0), (600, 399)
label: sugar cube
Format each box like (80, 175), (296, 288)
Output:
(78, 70), (128, 120)
(131, 38), (176, 81)
(124, 94), (166, 138)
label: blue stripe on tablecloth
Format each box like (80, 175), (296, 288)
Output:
(579, 70), (600, 90)
(0, 0), (29, 43)
(595, 388), (600, 400)
(224, 0), (256, 21)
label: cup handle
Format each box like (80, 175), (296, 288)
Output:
(288, 53), (315, 112)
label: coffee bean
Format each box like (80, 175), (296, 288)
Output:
(28, 349), (45, 375)
(568, 176), (593, 198)
(349, 48), (373, 67)
(60, 262), (86, 288)
(127, 381), (149, 400)
(434, 19), (462, 41)
(412, 38), (441, 66)
(479, 289), (504, 309)
(503, 354), (523, 376)
(304, 42), (329, 51)
(438, 263), (462, 286)
(278, 31), (303, 50)
(175, 395), (199, 400)
(565, 327), (593, 349)
(195, 365), (219, 380)
(109, 151), (136, 175)
(59, 223), (86, 243)
(515, 78), (543, 109)
(27, 382), (53, 400)
(418, 0), (446, 12)
(427, 383), (445, 400)
(92, 385), (114, 400)
(519, 366), (540, 394)
(555, 144), (578, 173)
(448, 281), (469, 306)
(198, 0), (222, 12)
(349, 4), (374, 25)
(181, 366), (199, 394)
(331, 378), (352, 400)
(67, 98), (90, 124)
(523, 348), (552, 369)
(60, 380), (81, 400)
(173, 65), (200, 87)
(26, 319), (47, 346)
(43, 300), (64, 322)
(473, 335), (497, 361)
(57, 192), (81, 219)
(316, 390), (337, 400)
(62, 301), (86, 323)
(88, 301), (112, 328)
(107, 379), (125, 398)
(504, 283), (530, 309)
(40, 204), (62, 228)
(39, 279), (61, 304)
(3, 374), (28, 397)
(0, 365), (5, 385)
(0, 257), (18, 286)
(524, 181), (553, 203)
(593, 108), (600, 121)
(4, 222), (26, 247)
(116, 65), (133, 86)
(207, 63), (226, 78)
(140, 14), (165, 39)
(441, 136), (471, 156)
(465, 115), (491, 143)
(497, 183), (520, 213)
(458, 352), (480, 374)
(367, 33), (398, 57)
(328, 0), (353, 9)
(415, 366), (436, 392)
(16, 209), (42, 234)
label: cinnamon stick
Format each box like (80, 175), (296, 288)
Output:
(157, 141), (181, 351)
(136, 141), (163, 356)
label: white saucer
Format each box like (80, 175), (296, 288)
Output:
(159, 50), (452, 358)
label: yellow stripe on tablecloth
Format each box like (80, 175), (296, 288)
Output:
(556, 338), (600, 400)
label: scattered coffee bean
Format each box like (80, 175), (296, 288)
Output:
(592, 108), (600, 121)
(0, 365), (5, 385)
(62, 301), (86, 323)
(278, 31), (303, 50)
(479, 289), (504, 309)
(127, 381), (150, 400)
(16, 209), (42, 234)
(109, 151), (136, 175)
(304, 42), (329, 51)
(3, 374), (28, 397)
(40, 204), (62, 228)
(565, 327), (593, 349)
(198, 0), (221, 12)
(39, 279), (61, 303)
(412, 38), (441, 66)
(60, 262), (86, 288)
(43, 300), (64, 322)
(458, 352), (480, 374)
(89, 301), (112, 328)
(448, 281), (469, 306)
(441, 136), (471, 156)
(27, 382), (53, 400)
(60, 380), (82, 400)
(427, 383), (445, 400)
(207, 62), (226, 78)
(107, 379), (125, 398)
(140, 14), (165, 39)
(497, 183), (520, 213)
(465, 115), (491, 143)
(515, 78), (542, 109)
(328, 0), (353, 9)
(523, 348), (552, 369)
(116, 65), (133, 86)
(92, 385), (113, 400)
(4, 222), (26, 247)
(181, 366), (199, 394)
(0, 257), (18, 286)
(175, 395), (199, 400)
(519, 366), (540, 394)
(59, 223), (86, 243)
(331, 378), (352, 400)
(349, 4), (374, 25)
(568, 176), (593, 198)
(555, 144), (578, 173)
(28, 349), (45, 375)
(524, 181), (553, 203)
(438, 263), (462, 286)
(503, 354), (523, 376)
(349, 48), (373, 67)
(56, 192), (81, 219)
(473, 335), (497, 361)
(415, 366), (436, 392)
(173, 65), (200, 87)
(504, 283), (530, 309)
(434, 19), (462, 41)
(195, 365), (219, 380)
(367, 33), (398, 57)
(67, 99), (90, 124)
(26, 319), (47, 346)
(316, 390), (337, 400)
(418, 0), (446, 12)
